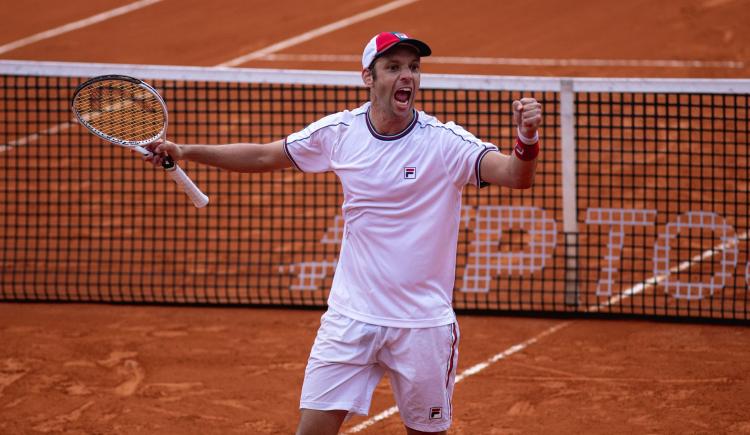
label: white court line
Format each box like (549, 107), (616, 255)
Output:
(344, 321), (571, 434)
(0, 0), (165, 56)
(1, 0), (418, 152)
(217, 0), (420, 67)
(257, 53), (745, 69)
(589, 230), (750, 312)
(345, 230), (750, 433)
(1, 120), (75, 151)
(0, 1), (163, 148)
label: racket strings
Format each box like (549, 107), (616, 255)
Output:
(74, 80), (165, 143)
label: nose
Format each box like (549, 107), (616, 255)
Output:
(399, 66), (414, 81)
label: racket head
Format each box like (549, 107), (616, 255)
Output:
(71, 75), (168, 147)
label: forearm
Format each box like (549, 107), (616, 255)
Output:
(506, 152), (538, 189)
(479, 132), (539, 189)
(173, 140), (291, 173)
(181, 143), (253, 171)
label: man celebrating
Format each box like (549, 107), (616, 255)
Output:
(148, 31), (542, 435)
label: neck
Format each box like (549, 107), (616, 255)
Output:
(367, 105), (414, 136)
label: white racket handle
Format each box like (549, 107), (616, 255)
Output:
(132, 145), (209, 208)
(166, 164), (209, 208)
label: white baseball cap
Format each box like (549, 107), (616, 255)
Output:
(361, 31), (431, 70)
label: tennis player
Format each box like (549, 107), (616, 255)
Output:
(147, 31), (541, 435)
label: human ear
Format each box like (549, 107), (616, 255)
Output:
(362, 68), (373, 87)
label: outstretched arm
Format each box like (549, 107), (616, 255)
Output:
(144, 139), (293, 173)
(479, 97), (542, 189)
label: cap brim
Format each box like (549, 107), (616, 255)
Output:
(397, 39), (431, 57)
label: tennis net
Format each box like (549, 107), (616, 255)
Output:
(1, 60), (748, 323)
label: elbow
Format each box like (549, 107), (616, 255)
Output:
(512, 175), (535, 190)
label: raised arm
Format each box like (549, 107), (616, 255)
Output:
(144, 139), (293, 173)
(479, 97), (542, 189)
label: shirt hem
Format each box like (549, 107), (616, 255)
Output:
(283, 137), (303, 172)
(328, 301), (456, 328)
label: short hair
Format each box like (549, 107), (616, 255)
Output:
(368, 63), (377, 81)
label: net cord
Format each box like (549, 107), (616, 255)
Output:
(2, 59), (749, 94)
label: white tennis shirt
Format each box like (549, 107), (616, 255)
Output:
(284, 102), (498, 328)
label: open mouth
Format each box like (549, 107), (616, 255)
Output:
(394, 87), (412, 106)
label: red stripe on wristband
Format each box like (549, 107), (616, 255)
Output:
(514, 138), (539, 161)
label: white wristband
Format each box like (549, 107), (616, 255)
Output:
(517, 127), (539, 145)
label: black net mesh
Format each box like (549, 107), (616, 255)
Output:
(1, 71), (747, 323)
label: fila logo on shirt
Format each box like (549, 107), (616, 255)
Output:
(429, 407), (443, 419)
(404, 167), (417, 179)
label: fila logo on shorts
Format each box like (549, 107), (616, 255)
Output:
(404, 167), (417, 179)
(430, 407), (443, 419)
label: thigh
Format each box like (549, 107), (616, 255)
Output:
(296, 409), (348, 435)
(300, 310), (385, 417)
(381, 322), (459, 433)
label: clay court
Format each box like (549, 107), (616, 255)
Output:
(1, 0), (750, 434)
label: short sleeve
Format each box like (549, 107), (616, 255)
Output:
(284, 114), (343, 173)
(439, 121), (499, 188)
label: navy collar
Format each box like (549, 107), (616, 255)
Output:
(365, 108), (418, 141)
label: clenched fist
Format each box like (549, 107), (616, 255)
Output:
(143, 139), (183, 167)
(512, 98), (542, 141)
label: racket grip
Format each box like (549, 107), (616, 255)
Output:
(165, 163), (210, 208)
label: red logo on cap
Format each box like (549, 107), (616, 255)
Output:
(375, 32), (404, 53)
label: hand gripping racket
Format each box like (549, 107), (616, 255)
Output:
(71, 75), (209, 208)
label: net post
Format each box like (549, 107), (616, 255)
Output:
(560, 79), (579, 306)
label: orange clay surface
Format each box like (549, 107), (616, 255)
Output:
(1, 0), (750, 433)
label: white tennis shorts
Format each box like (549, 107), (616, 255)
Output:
(300, 309), (459, 432)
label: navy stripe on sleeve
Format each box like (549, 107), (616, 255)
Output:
(282, 137), (303, 172)
(475, 147), (499, 188)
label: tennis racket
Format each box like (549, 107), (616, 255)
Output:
(71, 75), (209, 208)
